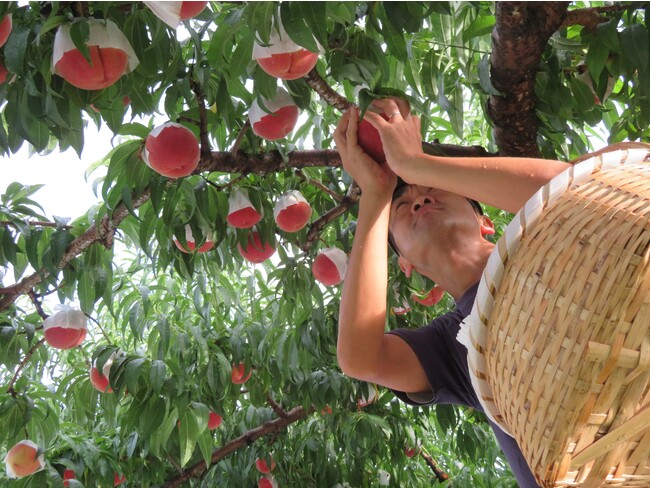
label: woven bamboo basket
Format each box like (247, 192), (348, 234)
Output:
(458, 143), (650, 487)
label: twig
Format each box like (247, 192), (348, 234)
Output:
(295, 170), (344, 202)
(266, 395), (288, 418)
(84, 313), (112, 344)
(28, 291), (48, 320)
(6, 338), (46, 397)
(561, 4), (638, 30)
(420, 450), (449, 483)
(303, 69), (353, 112)
(0, 220), (72, 230)
(299, 183), (361, 253)
(189, 75), (211, 160)
(230, 120), (250, 157)
(162, 404), (314, 487)
(167, 456), (183, 475)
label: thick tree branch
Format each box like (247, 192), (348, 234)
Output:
(28, 291), (48, 320)
(190, 75), (211, 161)
(489, 3), (568, 157)
(162, 405), (314, 488)
(0, 220), (72, 230)
(304, 69), (353, 111)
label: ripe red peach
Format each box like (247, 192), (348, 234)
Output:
(173, 225), (214, 253)
(4, 440), (45, 479)
(52, 19), (139, 90)
(255, 456), (276, 474)
(253, 22), (318, 80)
(412, 286), (445, 307)
(144, 1), (208, 28)
(274, 190), (312, 232)
(249, 88), (299, 141)
(227, 189), (261, 229)
(208, 411), (222, 430)
(90, 353), (116, 393)
(237, 231), (275, 263)
(231, 362), (252, 384)
(312, 248), (348, 286)
(42, 305), (87, 350)
(142, 122), (200, 178)
(0, 14), (12, 48)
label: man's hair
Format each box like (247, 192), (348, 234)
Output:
(387, 178), (484, 256)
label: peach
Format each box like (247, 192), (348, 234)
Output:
(4, 440), (45, 479)
(320, 405), (333, 415)
(90, 352), (116, 393)
(312, 248), (347, 286)
(144, 1), (208, 28)
(258, 476), (278, 488)
(42, 305), (87, 350)
(357, 384), (379, 409)
(274, 190), (311, 232)
(253, 21), (318, 80)
(227, 189), (261, 229)
(412, 286), (444, 307)
(63, 468), (76, 486)
(392, 303), (411, 316)
(114, 473), (126, 486)
(357, 111), (391, 163)
(237, 231), (275, 263)
(142, 122), (200, 178)
(255, 456), (276, 474)
(173, 225), (214, 253)
(0, 59), (8, 84)
(249, 88), (299, 141)
(404, 446), (418, 458)
(52, 19), (139, 90)
(208, 411), (222, 430)
(0, 14), (12, 48)
(231, 362), (252, 384)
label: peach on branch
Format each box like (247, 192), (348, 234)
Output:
(227, 189), (261, 229)
(357, 110), (390, 163)
(144, 1), (208, 29)
(52, 19), (139, 91)
(142, 122), (200, 178)
(173, 225), (214, 253)
(249, 88), (299, 141)
(255, 456), (276, 474)
(4, 440), (45, 479)
(312, 248), (348, 286)
(412, 286), (444, 307)
(42, 304), (87, 350)
(208, 411), (222, 430)
(404, 446), (418, 458)
(231, 362), (252, 384)
(0, 59), (8, 84)
(356, 384), (379, 409)
(90, 352), (116, 393)
(63, 468), (76, 486)
(114, 473), (126, 486)
(0, 14), (12, 48)
(253, 21), (318, 80)
(273, 190), (312, 232)
(258, 476), (279, 488)
(238, 231), (275, 263)
(391, 302), (411, 316)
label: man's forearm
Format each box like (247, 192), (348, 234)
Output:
(337, 194), (392, 379)
(398, 154), (570, 213)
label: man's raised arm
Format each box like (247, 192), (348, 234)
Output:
(364, 99), (570, 214)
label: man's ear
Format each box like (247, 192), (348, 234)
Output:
(480, 215), (495, 236)
(398, 256), (414, 278)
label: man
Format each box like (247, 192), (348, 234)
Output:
(333, 98), (570, 487)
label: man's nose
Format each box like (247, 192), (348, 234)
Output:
(411, 195), (433, 213)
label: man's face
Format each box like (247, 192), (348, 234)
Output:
(388, 185), (484, 268)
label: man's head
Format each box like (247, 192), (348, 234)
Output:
(387, 179), (495, 282)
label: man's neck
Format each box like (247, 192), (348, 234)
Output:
(421, 240), (494, 300)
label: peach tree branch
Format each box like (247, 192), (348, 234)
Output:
(6, 338), (45, 397)
(162, 404), (314, 488)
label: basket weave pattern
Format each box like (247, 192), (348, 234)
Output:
(460, 146), (650, 487)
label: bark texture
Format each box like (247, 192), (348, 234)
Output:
(489, 2), (568, 156)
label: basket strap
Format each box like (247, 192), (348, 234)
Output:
(570, 405), (650, 467)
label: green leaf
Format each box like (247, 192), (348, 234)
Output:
(280, 3), (319, 53)
(620, 24), (649, 74)
(150, 359), (166, 393)
(77, 271), (96, 314)
(477, 55), (501, 96)
(4, 25), (30, 75)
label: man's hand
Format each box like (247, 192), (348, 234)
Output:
(334, 107), (397, 201)
(362, 98), (424, 181)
